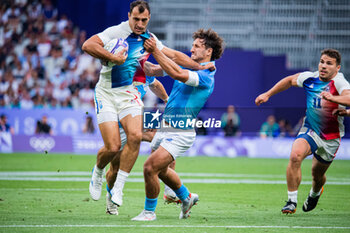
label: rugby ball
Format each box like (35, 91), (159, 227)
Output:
(103, 38), (129, 67)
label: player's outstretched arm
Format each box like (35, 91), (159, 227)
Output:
(333, 109), (350, 116)
(321, 90), (350, 107)
(255, 73), (299, 106)
(144, 38), (190, 83)
(143, 61), (164, 77)
(82, 35), (127, 66)
(161, 46), (214, 71)
(149, 79), (169, 103)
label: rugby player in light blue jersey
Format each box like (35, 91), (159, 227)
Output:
(82, 0), (213, 208)
(132, 29), (224, 221)
(255, 49), (350, 215)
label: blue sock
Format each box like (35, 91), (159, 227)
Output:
(145, 197), (158, 212)
(174, 184), (190, 202)
(106, 184), (111, 195)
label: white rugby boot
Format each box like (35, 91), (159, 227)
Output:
(179, 193), (199, 219)
(163, 187), (181, 204)
(131, 210), (157, 221)
(106, 192), (119, 215)
(89, 165), (104, 201)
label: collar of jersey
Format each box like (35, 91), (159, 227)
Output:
(200, 61), (215, 66)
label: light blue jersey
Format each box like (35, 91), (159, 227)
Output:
(163, 62), (216, 129)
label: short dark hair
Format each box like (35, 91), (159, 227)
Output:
(321, 49), (341, 65)
(130, 0), (150, 15)
(192, 29), (224, 61)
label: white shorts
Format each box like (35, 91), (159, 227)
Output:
(297, 126), (340, 163)
(150, 130), (196, 159)
(94, 84), (143, 124)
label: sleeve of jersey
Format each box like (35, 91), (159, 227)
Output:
(334, 73), (350, 94)
(150, 33), (164, 51)
(297, 71), (314, 87)
(147, 76), (156, 86)
(97, 25), (122, 46)
(186, 70), (212, 88)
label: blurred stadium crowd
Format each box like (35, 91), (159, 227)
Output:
(0, 0), (100, 110)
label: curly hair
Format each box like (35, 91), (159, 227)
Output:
(192, 29), (224, 61)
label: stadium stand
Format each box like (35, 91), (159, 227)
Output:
(148, 0), (350, 79)
(0, 0), (99, 109)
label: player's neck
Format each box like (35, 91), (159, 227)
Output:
(320, 71), (338, 82)
(196, 58), (210, 64)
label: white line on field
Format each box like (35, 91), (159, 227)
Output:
(0, 225), (349, 229)
(0, 171), (349, 181)
(0, 188), (144, 192)
(1, 177), (350, 185)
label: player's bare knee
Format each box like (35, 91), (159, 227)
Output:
(289, 151), (303, 165)
(127, 130), (143, 145)
(143, 162), (156, 177)
(105, 143), (121, 153)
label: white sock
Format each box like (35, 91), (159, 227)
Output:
(310, 188), (322, 198)
(287, 190), (298, 203)
(114, 170), (129, 191)
(94, 165), (103, 175)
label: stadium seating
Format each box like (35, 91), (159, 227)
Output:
(148, 0), (350, 78)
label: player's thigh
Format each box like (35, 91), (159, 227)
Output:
(145, 146), (174, 173)
(119, 110), (143, 139)
(290, 138), (312, 161)
(98, 121), (121, 150)
(311, 157), (331, 179)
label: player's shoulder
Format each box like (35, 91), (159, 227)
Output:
(299, 71), (318, 79)
(111, 21), (131, 32)
(332, 72), (347, 82)
(297, 71), (318, 87)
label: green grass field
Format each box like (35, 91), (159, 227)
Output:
(0, 153), (350, 233)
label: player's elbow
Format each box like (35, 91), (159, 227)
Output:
(81, 40), (91, 53)
(172, 72), (188, 83)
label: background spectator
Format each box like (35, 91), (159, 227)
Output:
(221, 105), (240, 137)
(277, 118), (293, 138)
(0, 114), (14, 134)
(260, 115), (279, 138)
(82, 115), (95, 134)
(35, 114), (52, 135)
(0, 1), (98, 110)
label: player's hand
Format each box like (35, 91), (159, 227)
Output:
(110, 48), (128, 65)
(201, 62), (216, 71)
(320, 91), (335, 102)
(255, 93), (270, 106)
(144, 38), (157, 53)
(332, 108), (349, 116)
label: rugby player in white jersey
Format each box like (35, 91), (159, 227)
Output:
(82, 0), (213, 209)
(132, 29), (224, 221)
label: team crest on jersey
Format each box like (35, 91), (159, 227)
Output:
(323, 85), (330, 92)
